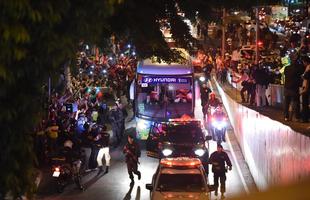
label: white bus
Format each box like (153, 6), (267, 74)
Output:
(134, 55), (195, 139)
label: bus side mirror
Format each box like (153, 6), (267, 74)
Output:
(205, 136), (212, 141)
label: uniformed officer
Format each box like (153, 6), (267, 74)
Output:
(109, 103), (123, 146)
(123, 135), (141, 183)
(209, 144), (232, 198)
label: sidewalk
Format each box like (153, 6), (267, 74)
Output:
(219, 81), (310, 136)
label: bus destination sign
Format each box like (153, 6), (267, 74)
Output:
(142, 77), (189, 84)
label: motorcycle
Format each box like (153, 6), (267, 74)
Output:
(210, 114), (227, 144)
(205, 105), (227, 144)
(51, 151), (85, 193)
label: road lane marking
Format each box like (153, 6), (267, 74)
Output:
(212, 76), (250, 194)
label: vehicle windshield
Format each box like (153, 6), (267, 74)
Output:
(157, 173), (205, 192)
(167, 124), (204, 143)
(136, 74), (193, 119)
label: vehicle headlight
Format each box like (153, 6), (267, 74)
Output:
(194, 149), (205, 157)
(199, 76), (206, 82)
(162, 149), (173, 156)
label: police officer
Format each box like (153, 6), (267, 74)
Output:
(95, 125), (111, 175)
(208, 144), (232, 198)
(116, 100), (127, 142)
(109, 103), (123, 146)
(123, 135), (141, 184)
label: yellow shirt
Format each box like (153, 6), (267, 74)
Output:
(47, 125), (59, 139)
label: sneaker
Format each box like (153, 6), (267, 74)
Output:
(214, 190), (218, 196)
(97, 166), (103, 175)
(137, 171), (141, 180)
(104, 166), (109, 174)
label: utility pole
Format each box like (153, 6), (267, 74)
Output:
(255, 6), (259, 65)
(222, 8), (226, 60)
(48, 77), (51, 101)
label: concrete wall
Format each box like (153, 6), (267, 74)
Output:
(216, 81), (310, 190)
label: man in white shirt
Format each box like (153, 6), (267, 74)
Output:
(231, 47), (241, 71)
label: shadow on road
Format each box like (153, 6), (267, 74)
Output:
(83, 172), (107, 190)
(123, 182), (141, 200)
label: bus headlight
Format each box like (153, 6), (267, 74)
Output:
(199, 76), (206, 82)
(162, 149), (173, 156)
(194, 149), (205, 157)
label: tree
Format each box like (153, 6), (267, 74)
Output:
(0, 0), (120, 198)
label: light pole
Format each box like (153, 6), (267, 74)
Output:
(222, 8), (226, 60)
(255, 6), (259, 64)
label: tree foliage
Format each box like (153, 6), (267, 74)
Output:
(0, 0), (120, 198)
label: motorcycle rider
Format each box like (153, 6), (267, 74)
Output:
(123, 135), (141, 184)
(209, 144), (232, 198)
(204, 93), (221, 126)
(200, 84), (212, 117)
(95, 125), (111, 175)
(62, 140), (84, 190)
(207, 93), (221, 108)
(211, 105), (227, 143)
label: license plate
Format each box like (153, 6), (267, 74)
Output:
(53, 171), (60, 177)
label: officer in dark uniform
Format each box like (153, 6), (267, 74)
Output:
(200, 84), (212, 115)
(208, 144), (232, 198)
(123, 135), (141, 184)
(109, 104), (123, 146)
(116, 100), (127, 142)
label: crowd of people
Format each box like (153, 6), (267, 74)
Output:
(33, 47), (138, 176)
(211, 18), (310, 123)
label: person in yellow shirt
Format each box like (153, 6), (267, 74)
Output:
(46, 120), (59, 154)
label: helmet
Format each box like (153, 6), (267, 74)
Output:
(64, 140), (73, 149)
(210, 92), (216, 98)
(215, 105), (223, 112)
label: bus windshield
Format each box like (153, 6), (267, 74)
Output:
(136, 74), (193, 119)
